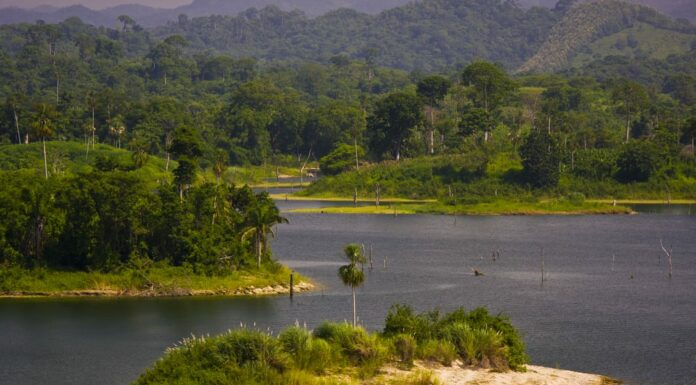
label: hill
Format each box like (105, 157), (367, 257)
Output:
(0, 141), (172, 183)
(518, 0), (696, 73)
(0, 0), (694, 28)
(153, 0), (561, 72)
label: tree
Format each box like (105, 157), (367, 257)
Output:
(117, 15), (135, 32)
(368, 92), (423, 160)
(242, 200), (288, 268)
(458, 106), (494, 138)
(461, 62), (515, 141)
(615, 141), (659, 182)
(417, 75), (451, 154)
(319, 143), (366, 176)
(170, 126), (203, 199)
(611, 79), (649, 143)
(338, 244), (366, 327)
(519, 129), (560, 188)
(31, 104), (56, 179)
(108, 115), (126, 148)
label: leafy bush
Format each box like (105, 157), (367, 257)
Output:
(392, 334), (417, 366)
(415, 339), (458, 366)
(134, 306), (528, 384)
(319, 144), (365, 176)
(572, 148), (618, 180)
(383, 305), (528, 371)
(313, 322), (387, 370)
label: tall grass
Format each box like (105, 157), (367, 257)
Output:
(133, 306), (529, 385)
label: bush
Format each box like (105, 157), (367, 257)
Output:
(392, 334), (417, 366)
(278, 327), (335, 373)
(319, 144), (365, 176)
(416, 339), (458, 366)
(383, 304), (438, 341)
(313, 322), (387, 371)
(384, 305), (528, 371)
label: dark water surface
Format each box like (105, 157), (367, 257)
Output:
(1, 213), (695, 385)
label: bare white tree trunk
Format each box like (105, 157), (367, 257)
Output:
(660, 239), (673, 278)
(352, 286), (357, 327)
(42, 138), (48, 179)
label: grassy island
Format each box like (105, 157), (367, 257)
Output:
(134, 305), (531, 385)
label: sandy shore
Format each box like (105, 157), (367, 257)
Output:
(432, 364), (612, 385)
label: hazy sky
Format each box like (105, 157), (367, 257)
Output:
(0, 0), (191, 9)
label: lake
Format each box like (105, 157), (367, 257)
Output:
(1, 211), (695, 385)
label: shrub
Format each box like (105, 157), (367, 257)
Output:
(383, 304), (438, 342)
(313, 322), (387, 371)
(416, 339), (458, 366)
(279, 327), (335, 373)
(319, 144), (365, 176)
(392, 334), (417, 365)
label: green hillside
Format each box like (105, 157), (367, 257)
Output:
(571, 22), (695, 67)
(518, 0), (696, 73)
(0, 141), (172, 184)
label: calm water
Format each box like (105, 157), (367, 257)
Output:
(1, 213), (695, 385)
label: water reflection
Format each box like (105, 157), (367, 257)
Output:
(1, 213), (695, 385)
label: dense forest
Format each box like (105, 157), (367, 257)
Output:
(0, 0), (695, 274)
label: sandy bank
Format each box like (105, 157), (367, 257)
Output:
(431, 364), (613, 385)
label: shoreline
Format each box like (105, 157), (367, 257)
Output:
(420, 363), (618, 385)
(285, 202), (634, 216)
(0, 281), (314, 299)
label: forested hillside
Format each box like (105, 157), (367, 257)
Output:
(152, 0), (560, 72)
(519, 0), (696, 73)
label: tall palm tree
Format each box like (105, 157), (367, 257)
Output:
(338, 244), (367, 327)
(32, 104), (55, 179)
(242, 202), (288, 268)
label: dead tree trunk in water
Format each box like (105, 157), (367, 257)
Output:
(540, 247), (545, 287)
(659, 239), (673, 278)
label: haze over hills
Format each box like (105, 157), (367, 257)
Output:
(0, 0), (693, 74)
(0, 0), (694, 28)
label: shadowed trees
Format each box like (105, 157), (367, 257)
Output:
(368, 92), (423, 161)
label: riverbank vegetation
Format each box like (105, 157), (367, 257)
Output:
(0, 141), (301, 296)
(133, 305), (528, 385)
(0, 264), (302, 297)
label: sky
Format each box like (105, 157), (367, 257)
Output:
(0, 0), (191, 9)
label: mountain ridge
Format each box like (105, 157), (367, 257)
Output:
(0, 0), (694, 28)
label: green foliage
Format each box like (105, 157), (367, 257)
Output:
(415, 340), (458, 366)
(383, 305), (528, 371)
(616, 141), (660, 182)
(134, 306), (529, 384)
(520, 129), (561, 188)
(368, 92), (424, 160)
(572, 149), (618, 180)
(319, 144), (365, 176)
(0, 155), (283, 273)
(461, 62), (516, 112)
(391, 334), (417, 366)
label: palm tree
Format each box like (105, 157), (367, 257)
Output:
(109, 115), (126, 148)
(32, 104), (55, 179)
(242, 202), (288, 268)
(338, 244), (367, 327)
